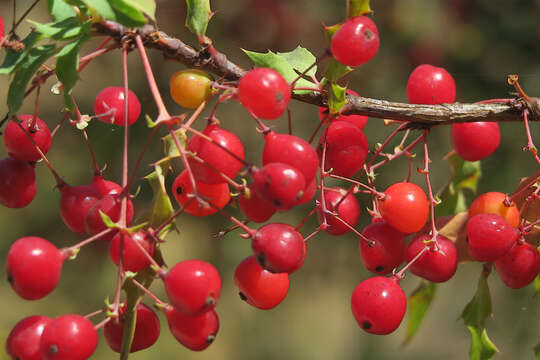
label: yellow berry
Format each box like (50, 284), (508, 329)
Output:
(170, 69), (213, 109)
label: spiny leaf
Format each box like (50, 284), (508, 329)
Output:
(467, 326), (498, 360)
(0, 32), (41, 75)
(328, 83), (346, 115)
(8, 44), (57, 116)
(144, 160), (176, 238)
(162, 129), (187, 158)
(277, 46), (317, 78)
(323, 58), (353, 83)
(435, 152), (481, 217)
(347, 0), (372, 18)
(48, 0), (78, 21)
(242, 48), (317, 94)
(185, 0), (212, 36)
(403, 281), (437, 345)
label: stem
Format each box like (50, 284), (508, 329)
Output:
(10, 0), (40, 34)
(63, 228), (113, 254)
(422, 133), (439, 241)
(131, 279), (167, 307)
(134, 35), (170, 121)
(296, 207), (317, 231)
(394, 246), (428, 280)
(366, 122), (408, 168)
(303, 228), (321, 242)
(371, 133), (425, 171)
(522, 110), (540, 166)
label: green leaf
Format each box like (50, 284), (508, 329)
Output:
(328, 83), (346, 115)
(0, 32), (41, 75)
(110, 0), (148, 27)
(162, 129), (187, 158)
(346, 0), (372, 18)
(48, 0), (78, 21)
(323, 58), (353, 83)
(461, 266), (492, 328)
(56, 36), (88, 110)
(29, 18), (91, 40)
(436, 152), (482, 217)
(8, 44), (57, 115)
(80, 0), (117, 21)
(185, 0), (212, 36)
(144, 161), (176, 238)
(99, 210), (119, 229)
(467, 326), (498, 360)
(534, 342), (540, 360)
(121, 0), (156, 20)
(242, 49), (317, 94)
(277, 46), (317, 78)
(534, 275), (540, 298)
(403, 281), (437, 345)
(461, 266), (498, 360)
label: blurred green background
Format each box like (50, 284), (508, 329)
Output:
(1, 0), (540, 359)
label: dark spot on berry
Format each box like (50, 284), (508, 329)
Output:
(205, 295), (216, 307)
(364, 28), (374, 41)
(375, 265), (384, 272)
(176, 186), (183, 195)
(49, 344), (59, 354)
(362, 321), (372, 330)
(276, 92), (284, 102)
(207, 334), (216, 344)
(296, 190), (304, 201)
(7, 273), (13, 284)
(274, 199), (281, 207)
(238, 292), (247, 301)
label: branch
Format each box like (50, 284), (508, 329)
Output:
(93, 21), (537, 125)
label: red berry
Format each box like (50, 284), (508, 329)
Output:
(405, 234), (458, 282)
(238, 68), (291, 119)
(0, 157), (36, 208)
(451, 122), (500, 161)
(104, 303), (160, 353)
(0, 16), (4, 40)
(251, 223), (305, 273)
(94, 86), (141, 126)
(84, 195), (134, 237)
(469, 191), (520, 228)
(234, 256), (290, 310)
(59, 185), (100, 234)
(187, 123), (245, 184)
(7, 315), (51, 360)
(320, 120), (369, 177)
(331, 16), (380, 67)
(467, 213), (519, 262)
(263, 131), (319, 184)
(91, 174), (123, 196)
(318, 90), (368, 130)
(162, 260), (222, 315)
(40, 314), (98, 360)
(351, 276), (406, 335)
(360, 222), (406, 275)
(4, 115), (51, 162)
(109, 231), (155, 272)
(297, 177), (317, 205)
(165, 307), (219, 351)
(7, 237), (65, 300)
(379, 182), (429, 234)
(318, 188), (361, 236)
(238, 184), (277, 223)
(406, 64), (456, 105)
(172, 170), (230, 217)
(251, 162), (306, 210)
(495, 242), (540, 289)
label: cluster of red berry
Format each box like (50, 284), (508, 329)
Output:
(2, 9), (538, 360)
